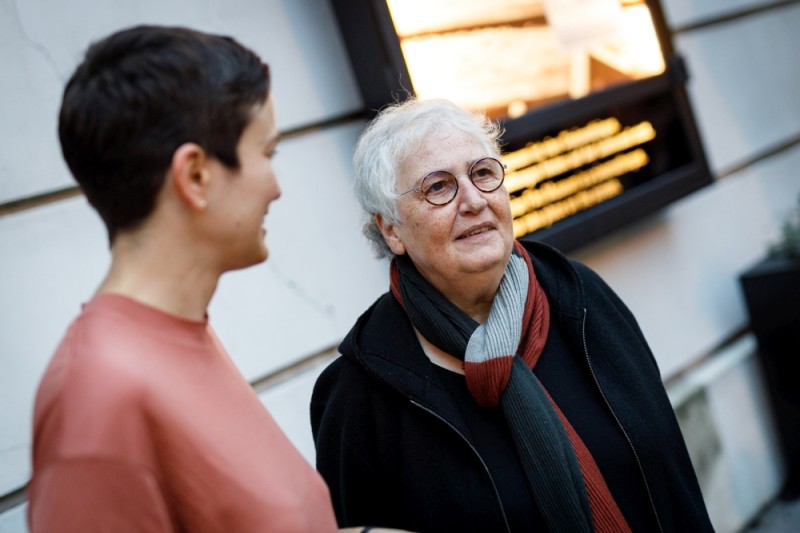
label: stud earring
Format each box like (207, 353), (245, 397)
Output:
(199, 199), (208, 209)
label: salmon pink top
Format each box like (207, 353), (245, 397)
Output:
(29, 293), (337, 532)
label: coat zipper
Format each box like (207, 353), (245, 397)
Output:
(580, 307), (664, 533)
(409, 399), (512, 533)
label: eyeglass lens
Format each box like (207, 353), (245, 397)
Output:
(420, 158), (504, 205)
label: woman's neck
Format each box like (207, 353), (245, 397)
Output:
(430, 269), (504, 324)
(97, 231), (220, 321)
(414, 328), (465, 375)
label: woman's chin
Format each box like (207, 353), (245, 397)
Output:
(460, 246), (511, 275)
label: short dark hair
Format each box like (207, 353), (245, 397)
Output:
(58, 25), (271, 242)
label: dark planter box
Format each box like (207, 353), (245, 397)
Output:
(740, 257), (800, 497)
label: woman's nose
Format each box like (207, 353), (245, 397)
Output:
(456, 174), (488, 213)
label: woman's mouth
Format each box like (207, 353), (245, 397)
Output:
(458, 225), (493, 239)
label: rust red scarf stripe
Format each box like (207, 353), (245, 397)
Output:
(514, 245), (630, 532)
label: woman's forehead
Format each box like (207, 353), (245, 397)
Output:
(403, 130), (487, 169)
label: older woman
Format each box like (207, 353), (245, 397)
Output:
(311, 98), (714, 533)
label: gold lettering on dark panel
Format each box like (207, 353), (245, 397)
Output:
(506, 118), (655, 237)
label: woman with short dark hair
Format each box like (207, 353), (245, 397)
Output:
(29, 25), (330, 532)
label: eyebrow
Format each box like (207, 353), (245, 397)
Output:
(430, 157), (490, 175)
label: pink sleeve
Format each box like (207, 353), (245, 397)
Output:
(28, 458), (174, 533)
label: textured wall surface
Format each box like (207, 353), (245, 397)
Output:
(2, 0), (798, 531)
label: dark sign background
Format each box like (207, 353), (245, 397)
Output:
(329, 0), (712, 253)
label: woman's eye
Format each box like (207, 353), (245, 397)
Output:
(427, 180), (447, 192)
(423, 177), (454, 198)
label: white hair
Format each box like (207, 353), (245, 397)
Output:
(353, 97), (503, 258)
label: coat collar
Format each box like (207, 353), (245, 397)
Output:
(519, 239), (585, 320)
(339, 292), (468, 429)
(339, 240), (585, 414)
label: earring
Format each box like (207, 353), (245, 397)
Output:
(198, 199), (208, 209)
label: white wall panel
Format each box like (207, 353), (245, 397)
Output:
(704, 351), (783, 533)
(0, 503), (26, 533)
(210, 122), (388, 381)
(574, 144), (800, 379)
(676, 4), (800, 174)
(668, 335), (783, 533)
(0, 198), (109, 496)
(0, 0), (70, 205)
(0, 0), (361, 204)
(663, 0), (782, 28)
(258, 356), (334, 466)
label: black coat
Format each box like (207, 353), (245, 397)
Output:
(311, 241), (714, 533)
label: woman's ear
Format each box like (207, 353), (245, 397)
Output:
(376, 214), (406, 256)
(171, 143), (210, 212)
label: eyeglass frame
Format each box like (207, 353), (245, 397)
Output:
(397, 157), (507, 206)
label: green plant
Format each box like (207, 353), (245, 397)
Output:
(768, 192), (800, 260)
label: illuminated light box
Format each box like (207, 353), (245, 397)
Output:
(330, 0), (712, 252)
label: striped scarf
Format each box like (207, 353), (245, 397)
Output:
(390, 241), (630, 532)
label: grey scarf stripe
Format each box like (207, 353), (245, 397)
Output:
(466, 255), (592, 530)
(465, 254), (527, 363)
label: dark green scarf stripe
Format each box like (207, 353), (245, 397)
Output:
(504, 358), (592, 531)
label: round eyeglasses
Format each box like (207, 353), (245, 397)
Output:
(399, 157), (506, 206)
